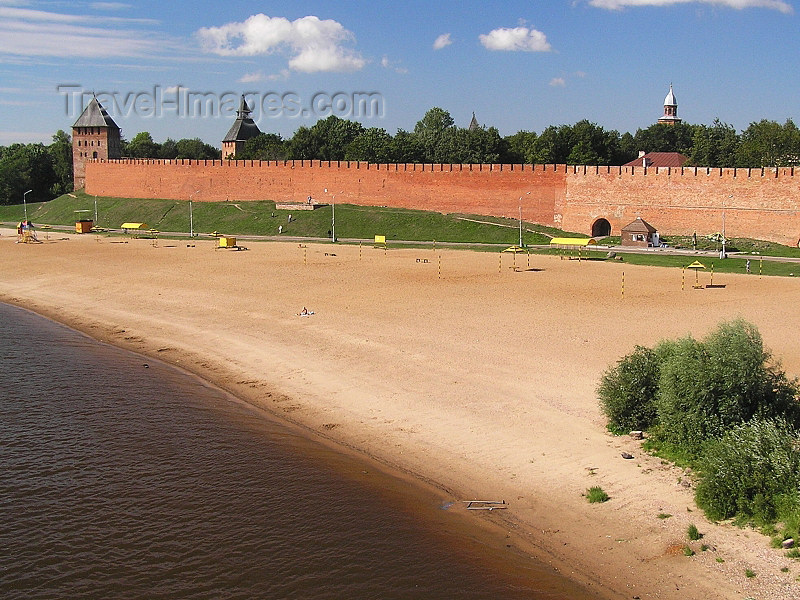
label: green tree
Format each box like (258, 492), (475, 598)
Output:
(695, 418), (800, 522)
(632, 123), (697, 155)
(344, 127), (394, 162)
(158, 138), (179, 159)
(48, 130), (73, 195)
(529, 125), (571, 164)
(597, 345), (663, 433)
(0, 143), (57, 206)
(565, 120), (623, 165)
(504, 130), (538, 163)
(175, 138), (219, 159)
(239, 133), (287, 160)
(413, 107), (456, 163)
(736, 119), (800, 168)
(618, 132), (638, 164)
(125, 132), (160, 158)
(655, 320), (799, 458)
(688, 119), (740, 167)
(287, 115), (364, 161)
(390, 129), (424, 163)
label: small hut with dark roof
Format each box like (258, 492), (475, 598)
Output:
(222, 95), (261, 159)
(72, 95), (121, 189)
(621, 217), (659, 248)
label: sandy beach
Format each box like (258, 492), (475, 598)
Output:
(2, 228), (799, 599)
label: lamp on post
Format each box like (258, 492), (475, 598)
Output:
(518, 192), (531, 247)
(189, 189), (200, 238)
(721, 195), (730, 259)
(325, 188), (339, 242)
(23, 189), (32, 221)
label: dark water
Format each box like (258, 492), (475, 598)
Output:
(0, 302), (593, 600)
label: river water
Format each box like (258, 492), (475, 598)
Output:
(0, 302), (594, 599)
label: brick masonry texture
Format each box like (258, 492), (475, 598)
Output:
(85, 160), (800, 246)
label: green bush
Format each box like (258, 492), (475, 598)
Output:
(655, 320), (799, 458)
(597, 319), (800, 533)
(597, 345), (662, 433)
(687, 523), (702, 540)
(695, 418), (800, 523)
(586, 486), (610, 503)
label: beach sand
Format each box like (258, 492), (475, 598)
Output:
(2, 228), (799, 599)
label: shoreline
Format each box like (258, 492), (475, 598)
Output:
(0, 299), (602, 600)
(3, 229), (800, 599)
(1, 300), (589, 599)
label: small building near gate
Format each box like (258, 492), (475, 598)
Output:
(621, 217), (659, 248)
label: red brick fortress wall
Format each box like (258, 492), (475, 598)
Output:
(85, 159), (564, 227)
(85, 160), (800, 246)
(562, 165), (800, 247)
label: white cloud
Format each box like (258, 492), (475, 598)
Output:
(90, 2), (131, 10)
(196, 14), (366, 73)
(269, 69), (290, 81)
(0, 6), (158, 25)
(0, 6), (164, 58)
(549, 77), (566, 87)
(238, 71), (265, 83)
(381, 55), (408, 74)
(433, 33), (452, 50)
(238, 69), (290, 82)
(588, 0), (792, 13)
(479, 26), (552, 52)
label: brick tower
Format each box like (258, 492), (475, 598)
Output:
(222, 95), (261, 159)
(72, 96), (121, 189)
(657, 84), (681, 126)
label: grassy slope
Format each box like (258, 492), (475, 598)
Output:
(3, 192), (798, 276)
(554, 250), (800, 277)
(1, 191), (565, 246)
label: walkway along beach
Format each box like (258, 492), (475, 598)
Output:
(2, 229), (800, 599)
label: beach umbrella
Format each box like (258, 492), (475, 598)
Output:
(686, 261), (706, 288)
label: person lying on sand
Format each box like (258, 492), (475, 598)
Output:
(297, 307), (315, 317)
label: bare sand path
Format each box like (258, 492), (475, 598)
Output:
(2, 229), (799, 599)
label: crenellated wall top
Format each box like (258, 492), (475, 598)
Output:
(89, 158), (799, 179)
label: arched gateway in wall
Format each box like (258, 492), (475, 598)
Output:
(592, 218), (611, 237)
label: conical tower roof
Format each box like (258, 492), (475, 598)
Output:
(468, 112), (479, 131)
(72, 96), (119, 129)
(223, 95), (261, 143)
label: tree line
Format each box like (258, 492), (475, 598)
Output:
(236, 110), (800, 169)
(3, 108), (800, 205)
(0, 132), (220, 207)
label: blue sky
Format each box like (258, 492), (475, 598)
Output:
(0, 0), (797, 146)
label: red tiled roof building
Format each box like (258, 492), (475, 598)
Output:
(622, 151), (688, 169)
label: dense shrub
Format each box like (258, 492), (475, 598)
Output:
(695, 418), (800, 523)
(597, 345), (662, 433)
(656, 320), (799, 458)
(598, 320), (800, 530)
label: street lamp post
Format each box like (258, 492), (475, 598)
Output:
(94, 195), (98, 225)
(325, 188), (338, 242)
(721, 195), (730, 259)
(23, 189), (32, 221)
(518, 192), (531, 247)
(190, 189), (200, 238)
